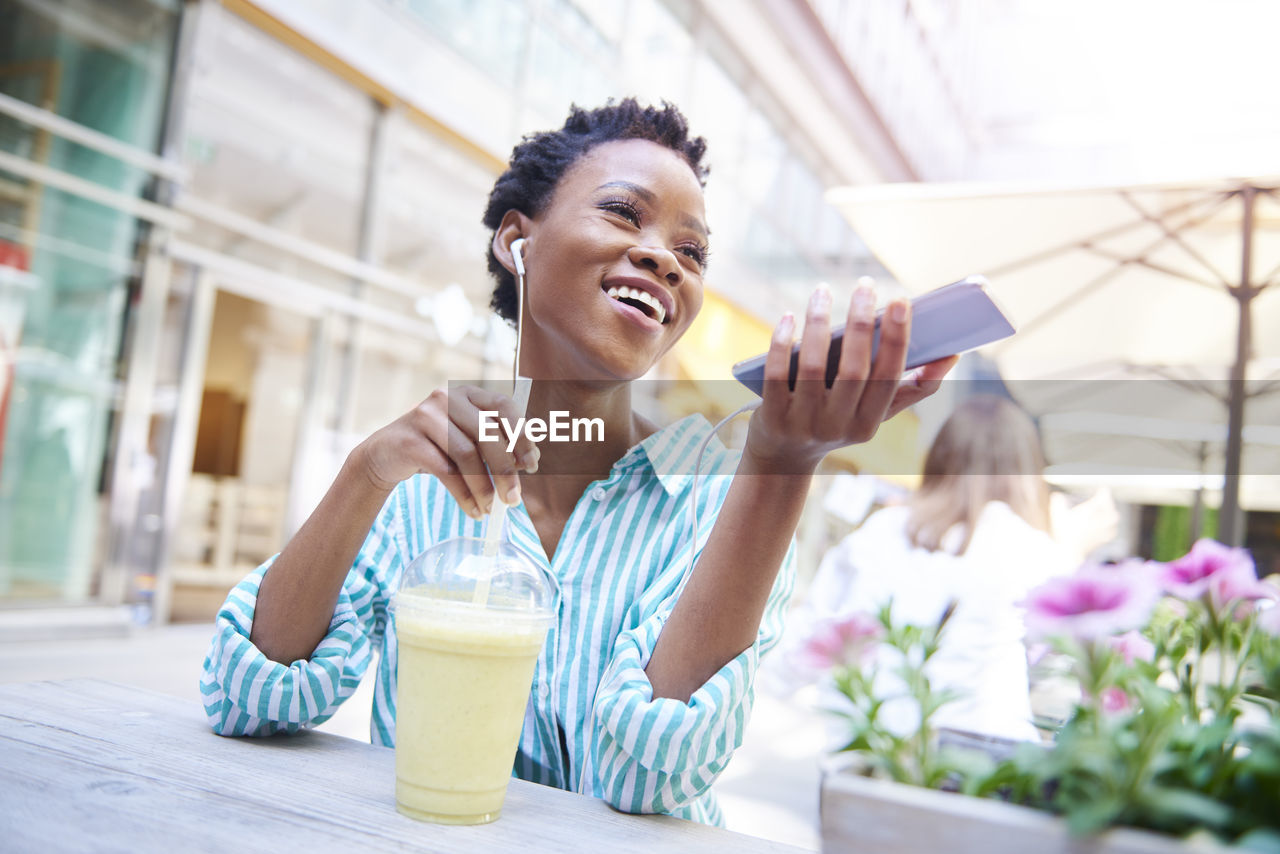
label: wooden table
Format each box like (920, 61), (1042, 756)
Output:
(0, 680), (811, 852)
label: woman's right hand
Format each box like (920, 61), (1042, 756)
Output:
(252, 385), (536, 662)
(353, 385), (540, 519)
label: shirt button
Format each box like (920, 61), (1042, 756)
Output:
(591, 486), (607, 501)
(538, 683), (549, 699)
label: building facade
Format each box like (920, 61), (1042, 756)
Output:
(0, 0), (964, 623)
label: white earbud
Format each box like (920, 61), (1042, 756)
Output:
(511, 238), (527, 277)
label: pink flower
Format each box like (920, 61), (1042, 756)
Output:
(1100, 686), (1132, 714)
(1024, 561), (1161, 642)
(1209, 568), (1277, 608)
(800, 612), (883, 670)
(1160, 540), (1260, 605)
(1107, 630), (1155, 666)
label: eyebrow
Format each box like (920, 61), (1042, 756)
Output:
(595, 180), (710, 240)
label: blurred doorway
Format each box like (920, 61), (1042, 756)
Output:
(167, 290), (309, 621)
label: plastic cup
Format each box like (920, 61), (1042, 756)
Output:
(391, 537), (556, 825)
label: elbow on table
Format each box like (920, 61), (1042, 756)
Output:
(204, 699), (248, 737)
(593, 750), (696, 818)
(600, 784), (665, 817)
(204, 700), (300, 739)
(199, 671), (286, 738)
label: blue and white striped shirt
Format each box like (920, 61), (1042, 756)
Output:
(200, 414), (795, 825)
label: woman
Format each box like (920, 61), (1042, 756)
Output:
(200, 100), (955, 824)
(803, 394), (1075, 742)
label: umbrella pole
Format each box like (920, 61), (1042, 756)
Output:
(1220, 186), (1256, 547)
(1191, 442), (1207, 542)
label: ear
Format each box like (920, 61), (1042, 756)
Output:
(492, 210), (533, 276)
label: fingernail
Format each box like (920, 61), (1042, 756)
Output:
(809, 283), (831, 314)
(854, 286), (875, 318)
(520, 449), (539, 473)
(891, 300), (908, 323)
(775, 311), (795, 341)
(466, 500), (483, 520)
(506, 484), (522, 505)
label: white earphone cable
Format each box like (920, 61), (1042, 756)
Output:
(684, 399), (762, 587)
(511, 238), (527, 392)
(484, 239), (530, 555)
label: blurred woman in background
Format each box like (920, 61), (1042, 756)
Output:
(802, 394), (1078, 742)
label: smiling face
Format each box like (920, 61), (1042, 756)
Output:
(512, 139), (708, 382)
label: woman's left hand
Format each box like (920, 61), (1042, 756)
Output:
(743, 283), (958, 474)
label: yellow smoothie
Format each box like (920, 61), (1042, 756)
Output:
(394, 590), (550, 824)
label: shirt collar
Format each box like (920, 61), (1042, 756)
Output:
(634, 413), (719, 496)
(503, 414), (717, 564)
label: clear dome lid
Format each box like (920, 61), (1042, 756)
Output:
(393, 537), (558, 622)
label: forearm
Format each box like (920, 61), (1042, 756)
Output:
(250, 449), (393, 664)
(643, 283), (950, 702)
(645, 452), (813, 701)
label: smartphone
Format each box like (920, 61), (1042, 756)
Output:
(731, 276), (1014, 395)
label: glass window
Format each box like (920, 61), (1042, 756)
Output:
(691, 48), (749, 181)
(379, 112), (497, 352)
(782, 157), (821, 249)
(619, 0), (694, 106)
(183, 4), (373, 258)
(739, 107), (785, 207)
(565, 0), (626, 44)
(0, 0), (177, 603)
(404, 0), (529, 88)
(526, 14), (613, 119)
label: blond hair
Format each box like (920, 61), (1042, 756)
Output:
(906, 395), (1051, 555)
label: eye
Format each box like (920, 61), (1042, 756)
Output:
(599, 197), (641, 225)
(678, 243), (710, 271)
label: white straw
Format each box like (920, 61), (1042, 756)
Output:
(481, 377), (531, 557)
(473, 376), (530, 606)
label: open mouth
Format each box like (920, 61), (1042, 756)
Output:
(605, 285), (668, 324)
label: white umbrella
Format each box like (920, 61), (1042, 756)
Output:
(829, 177), (1280, 543)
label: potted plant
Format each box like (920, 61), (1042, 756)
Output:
(809, 540), (1280, 853)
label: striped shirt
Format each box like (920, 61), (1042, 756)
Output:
(200, 413), (795, 825)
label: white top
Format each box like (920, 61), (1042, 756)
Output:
(802, 501), (1075, 742)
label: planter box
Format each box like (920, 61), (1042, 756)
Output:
(820, 759), (1229, 854)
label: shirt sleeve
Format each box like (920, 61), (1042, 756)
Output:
(199, 490), (405, 736)
(589, 496), (797, 820)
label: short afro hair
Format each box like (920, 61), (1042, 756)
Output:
(482, 99), (709, 324)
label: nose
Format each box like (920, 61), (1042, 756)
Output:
(627, 244), (683, 286)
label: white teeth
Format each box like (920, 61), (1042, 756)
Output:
(606, 286), (667, 324)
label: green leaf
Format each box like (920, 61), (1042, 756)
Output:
(1065, 796), (1125, 836)
(1236, 829), (1280, 854)
(936, 747), (996, 795)
(1139, 786), (1233, 830)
